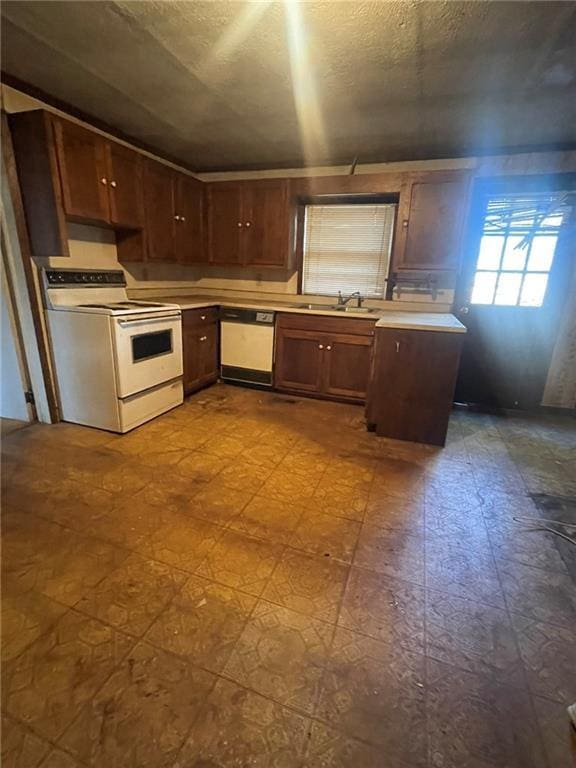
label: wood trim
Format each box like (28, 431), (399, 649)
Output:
(2, 72), (199, 175)
(1, 111), (59, 421)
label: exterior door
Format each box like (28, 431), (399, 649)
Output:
(323, 334), (373, 400)
(454, 176), (575, 409)
(243, 179), (290, 267)
(207, 182), (243, 264)
(144, 162), (176, 262)
(53, 118), (110, 223)
(107, 142), (144, 229)
(175, 174), (205, 263)
(274, 328), (325, 393)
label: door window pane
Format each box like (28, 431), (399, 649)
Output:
(476, 236), (504, 270)
(471, 271), (497, 304)
(520, 273), (549, 307)
(494, 272), (522, 305)
(527, 236), (556, 271)
(501, 236), (527, 271)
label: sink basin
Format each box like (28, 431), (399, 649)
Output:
(334, 305), (377, 313)
(294, 303), (334, 310)
(295, 303), (376, 314)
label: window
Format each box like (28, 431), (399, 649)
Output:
(302, 203), (396, 298)
(470, 192), (569, 307)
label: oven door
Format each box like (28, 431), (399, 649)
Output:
(112, 312), (183, 398)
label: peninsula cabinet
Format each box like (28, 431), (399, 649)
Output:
(275, 314), (375, 402)
(182, 308), (219, 395)
(206, 179), (292, 268)
(366, 326), (464, 446)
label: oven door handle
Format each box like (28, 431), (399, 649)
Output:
(117, 313), (180, 327)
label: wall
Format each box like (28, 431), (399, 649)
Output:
(1, 268), (30, 421)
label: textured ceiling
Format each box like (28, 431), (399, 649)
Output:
(2, 1), (576, 171)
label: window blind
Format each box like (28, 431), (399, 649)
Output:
(302, 204), (396, 298)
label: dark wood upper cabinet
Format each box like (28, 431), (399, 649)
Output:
(393, 171), (471, 272)
(174, 174), (205, 264)
(143, 161), (176, 262)
(207, 179), (293, 269)
(106, 142), (144, 229)
(207, 182), (244, 265)
(243, 179), (290, 267)
(52, 118), (110, 224)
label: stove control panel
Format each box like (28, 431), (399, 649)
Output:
(44, 269), (126, 287)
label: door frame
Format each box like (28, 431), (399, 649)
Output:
(2, 111), (57, 423)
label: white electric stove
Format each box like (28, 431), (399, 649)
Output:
(44, 268), (183, 432)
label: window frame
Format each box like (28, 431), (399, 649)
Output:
(295, 194), (399, 299)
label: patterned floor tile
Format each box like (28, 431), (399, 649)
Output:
(1, 587), (69, 664)
(425, 532), (505, 607)
(138, 514), (222, 573)
(498, 560), (576, 628)
(354, 524), (425, 585)
(75, 554), (186, 637)
(2, 610), (133, 741)
(177, 678), (309, 767)
(196, 529), (284, 596)
(426, 659), (547, 768)
(188, 484), (252, 526)
(289, 510), (361, 564)
(144, 575), (256, 673)
(59, 642), (215, 768)
(316, 627), (426, 764)
(263, 548), (348, 623)
(174, 451), (230, 484)
(259, 468), (323, 502)
(533, 695), (576, 768)
(228, 495), (307, 544)
(223, 601), (333, 714)
(304, 722), (393, 768)
(1, 715), (50, 767)
(339, 567), (425, 651)
(215, 460), (273, 494)
(426, 590), (525, 688)
(486, 517), (570, 574)
(364, 493), (424, 532)
(511, 614), (576, 703)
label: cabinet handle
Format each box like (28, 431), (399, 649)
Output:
(201, 315), (206, 320)
(402, 219), (408, 229)
(395, 341), (400, 352)
(245, 221), (251, 228)
(100, 177), (108, 185)
(237, 222), (243, 228)
(326, 345), (332, 351)
(200, 335), (207, 342)
(181, 216), (186, 222)
(110, 180), (117, 188)
(174, 215), (181, 221)
(318, 344), (324, 349)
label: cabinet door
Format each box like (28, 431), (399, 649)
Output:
(53, 118), (110, 223)
(207, 182), (243, 264)
(182, 322), (219, 395)
(143, 161), (176, 262)
(324, 334), (373, 401)
(243, 179), (291, 268)
(107, 142), (144, 228)
(175, 174), (205, 263)
(367, 328), (463, 446)
(275, 328), (325, 393)
(396, 174), (470, 270)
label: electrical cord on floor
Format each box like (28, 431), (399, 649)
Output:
(512, 516), (576, 546)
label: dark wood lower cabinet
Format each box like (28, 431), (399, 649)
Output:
(274, 315), (375, 402)
(366, 327), (464, 446)
(182, 309), (219, 395)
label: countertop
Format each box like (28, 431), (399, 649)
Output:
(375, 312), (467, 333)
(141, 294), (466, 331)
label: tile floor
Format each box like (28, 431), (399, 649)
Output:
(1, 383), (575, 768)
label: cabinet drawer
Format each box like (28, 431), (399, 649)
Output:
(182, 307), (219, 329)
(276, 312), (376, 337)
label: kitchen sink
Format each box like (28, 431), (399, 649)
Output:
(294, 303), (335, 310)
(295, 302), (376, 313)
(334, 305), (377, 313)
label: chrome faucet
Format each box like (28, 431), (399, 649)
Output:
(337, 290), (363, 308)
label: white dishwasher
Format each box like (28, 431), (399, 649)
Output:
(220, 307), (275, 386)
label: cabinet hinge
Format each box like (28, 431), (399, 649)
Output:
(24, 390), (35, 405)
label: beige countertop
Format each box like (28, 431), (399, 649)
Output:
(142, 294), (462, 327)
(375, 312), (466, 333)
